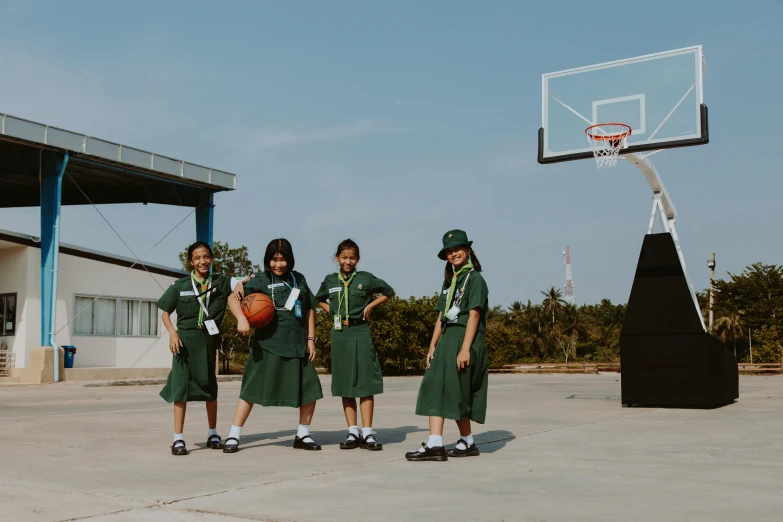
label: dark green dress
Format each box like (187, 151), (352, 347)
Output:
(239, 271), (324, 408)
(157, 274), (232, 403)
(315, 271), (394, 398)
(415, 269), (490, 423)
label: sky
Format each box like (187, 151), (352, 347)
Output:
(0, 0), (781, 309)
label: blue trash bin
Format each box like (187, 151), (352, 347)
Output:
(62, 346), (76, 369)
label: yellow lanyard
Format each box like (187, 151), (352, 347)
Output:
(336, 271), (357, 319)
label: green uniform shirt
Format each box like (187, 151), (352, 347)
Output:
(315, 271), (394, 320)
(434, 270), (489, 333)
(157, 274), (232, 330)
(243, 271), (316, 358)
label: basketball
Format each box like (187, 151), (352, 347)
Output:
(241, 293), (275, 329)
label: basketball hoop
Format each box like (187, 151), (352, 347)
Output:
(585, 123), (632, 169)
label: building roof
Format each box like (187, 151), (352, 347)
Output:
(0, 112), (236, 208)
(0, 229), (186, 279)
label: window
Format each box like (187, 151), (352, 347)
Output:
(0, 293), (17, 336)
(74, 295), (158, 337)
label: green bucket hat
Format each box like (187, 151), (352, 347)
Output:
(438, 229), (473, 260)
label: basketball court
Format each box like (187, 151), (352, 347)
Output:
(1, 374), (780, 521)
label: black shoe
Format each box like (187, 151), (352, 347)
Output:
(293, 435), (322, 451)
(340, 432), (361, 450)
(446, 439), (480, 457)
(360, 433), (383, 451)
(171, 439), (188, 456)
(207, 434), (225, 450)
(222, 437), (240, 453)
(405, 443), (447, 461)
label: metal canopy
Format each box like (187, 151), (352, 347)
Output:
(0, 112), (236, 208)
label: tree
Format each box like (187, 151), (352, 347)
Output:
(178, 241), (262, 373)
(714, 313), (744, 358)
(541, 286), (566, 325)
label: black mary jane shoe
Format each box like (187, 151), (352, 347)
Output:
(359, 434), (383, 451)
(340, 432), (361, 450)
(222, 437), (240, 453)
(405, 443), (447, 462)
(293, 435), (322, 451)
(171, 439), (188, 456)
(445, 439), (480, 457)
(207, 434), (225, 450)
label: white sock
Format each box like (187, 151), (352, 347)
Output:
(173, 433), (184, 443)
(225, 425), (242, 446)
(418, 434), (443, 452)
(362, 427), (373, 439)
(207, 428), (218, 439)
(297, 424), (310, 438)
(456, 434), (473, 450)
(348, 425), (359, 438)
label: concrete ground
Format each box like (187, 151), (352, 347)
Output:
(1, 374), (781, 522)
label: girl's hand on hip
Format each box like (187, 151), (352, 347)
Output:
(362, 304), (374, 320)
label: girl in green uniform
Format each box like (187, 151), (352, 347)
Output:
(315, 239), (395, 451)
(223, 238), (324, 452)
(158, 241), (248, 456)
(406, 230), (489, 462)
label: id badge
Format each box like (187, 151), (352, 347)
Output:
(444, 305), (460, 323)
(204, 319), (220, 335)
(284, 288), (301, 311)
(334, 314), (343, 331)
(294, 300), (303, 319)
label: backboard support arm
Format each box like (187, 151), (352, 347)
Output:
(625, 152), (706, 332)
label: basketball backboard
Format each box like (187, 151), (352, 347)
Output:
(538, 45), (707, 164)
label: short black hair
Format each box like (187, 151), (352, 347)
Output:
(335, 238), (360, 259)
(187, 241), (213, 262)
(263, 238), (295, 275)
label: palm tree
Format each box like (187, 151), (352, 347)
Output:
(541, 286), (567, 326)
(714, 313), (744, 357)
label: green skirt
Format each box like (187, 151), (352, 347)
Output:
(239, 344), (323, 408)
(415, 325), (489, 423)
(330, 323), (383, 398)
(160, 329), (218, 403)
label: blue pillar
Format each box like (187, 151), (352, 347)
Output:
(195, 192), (214, 247)
(40, 151), (69, 381)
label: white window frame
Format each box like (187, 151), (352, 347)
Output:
(73, 294), (160, 338)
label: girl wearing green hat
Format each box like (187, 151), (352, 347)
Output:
(406, 230), (489, 462)
(315, 239), (395, 451)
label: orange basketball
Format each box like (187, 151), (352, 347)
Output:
(241, 293), (275, 329)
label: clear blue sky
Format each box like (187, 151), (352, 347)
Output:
(1, 0), (781, 308)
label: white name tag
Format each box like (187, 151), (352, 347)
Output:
(284, 288), (301, 311)
(180, 291), (195, 296)
(443, 289), (449, 295)
(268, 283), (285, 289)
(204, 319), (219, 335)
(329, 287), (341, 293)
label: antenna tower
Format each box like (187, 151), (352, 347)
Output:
(563, 246), (575, 305)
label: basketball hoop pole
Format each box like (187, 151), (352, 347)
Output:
(624, 152), (707, 332)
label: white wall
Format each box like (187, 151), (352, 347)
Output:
(0, 246), (28, 367)
(6, 246), (180, 369)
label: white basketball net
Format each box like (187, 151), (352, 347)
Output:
(585, 123), (631, 169)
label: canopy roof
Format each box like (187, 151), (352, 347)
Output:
(0, 113), (236, 208)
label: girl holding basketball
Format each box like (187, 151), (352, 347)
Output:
(405, 230), (489, 462)
(157, 241), (249, 455)
(223, 238), (323, 452)
(315, 239), (395, 451)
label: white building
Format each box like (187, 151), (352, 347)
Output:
(0, 229), (185, 381)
